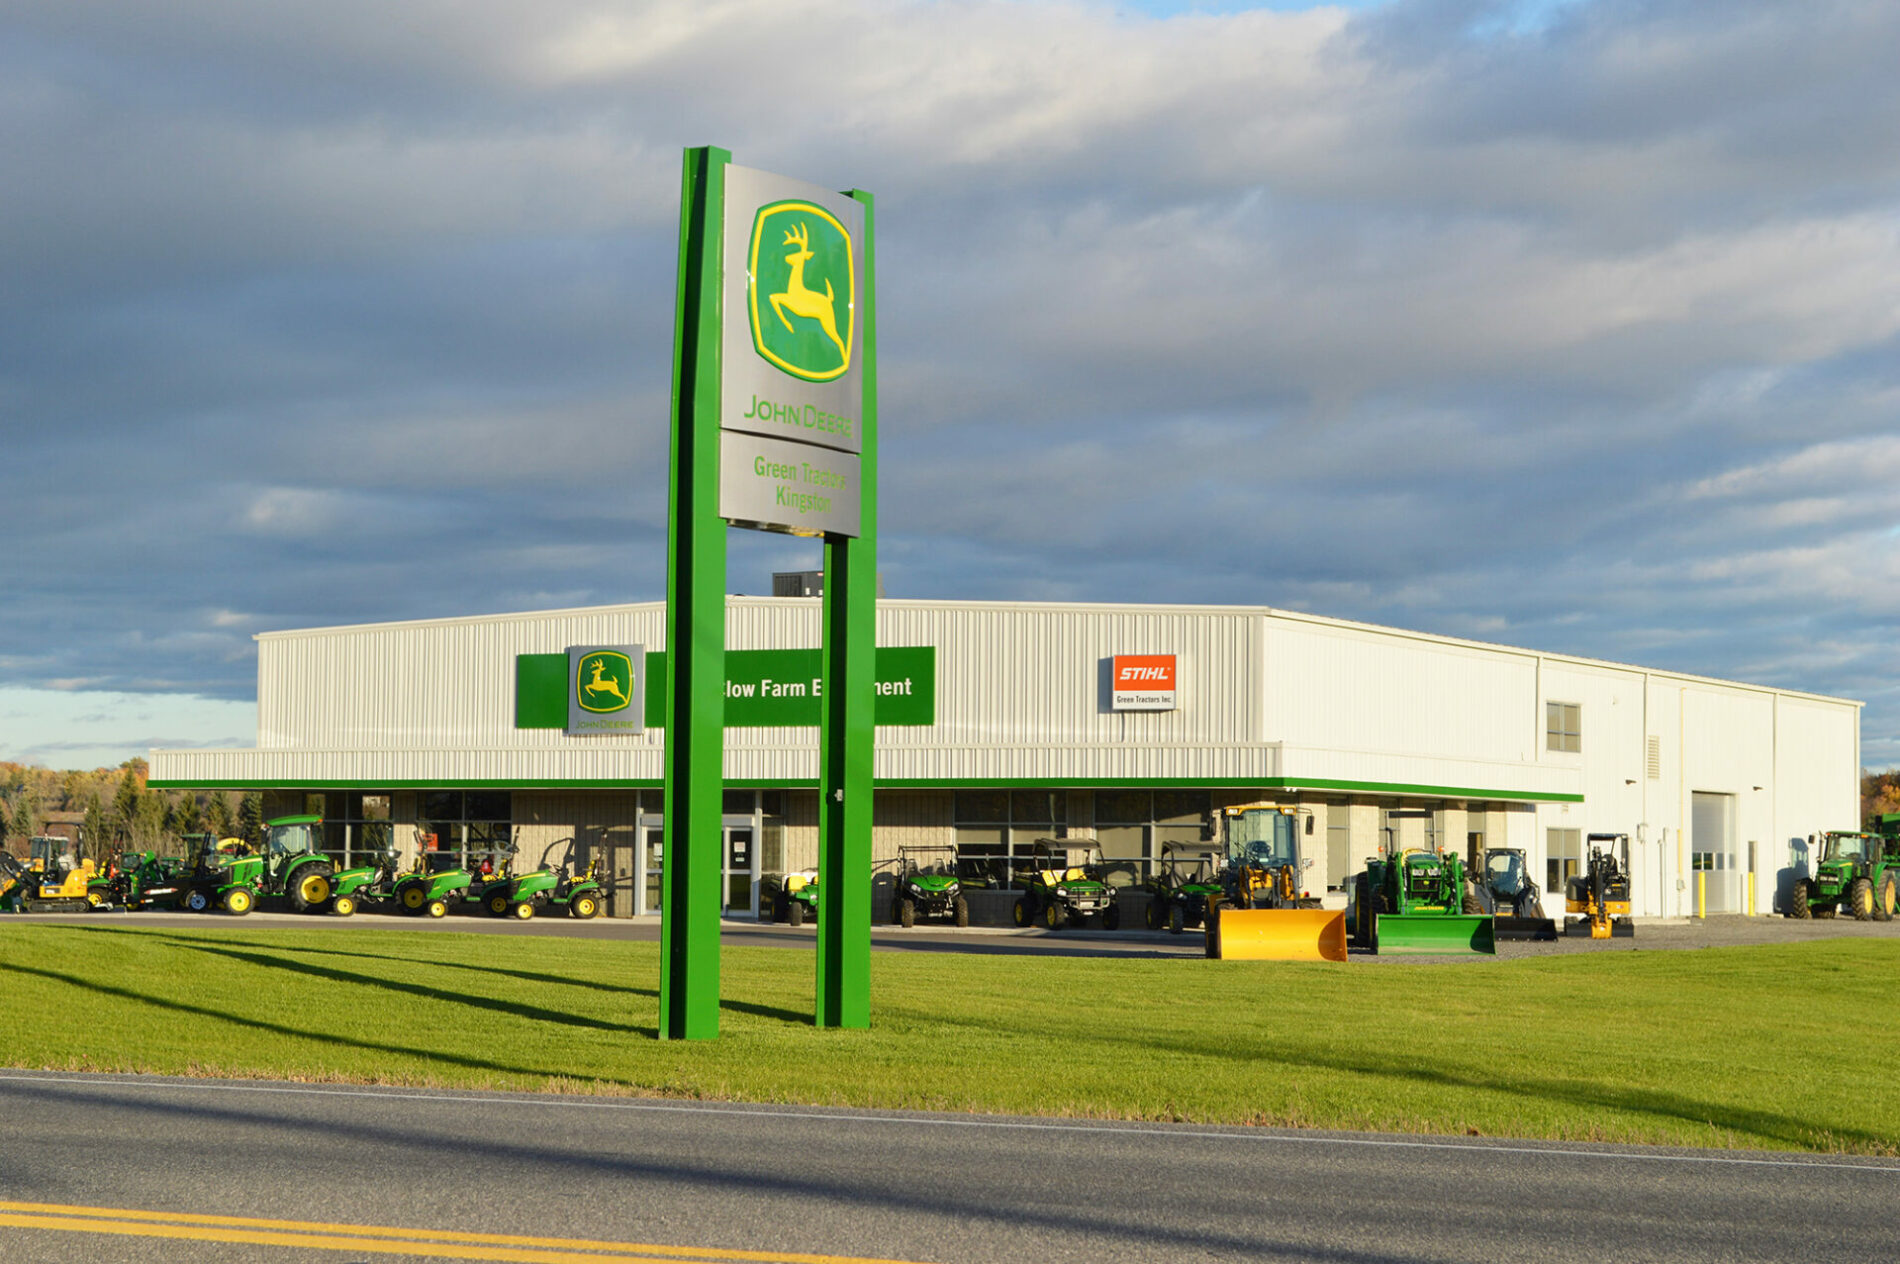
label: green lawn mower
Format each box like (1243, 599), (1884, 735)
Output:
(891, 845), (968, 927)
(1012, 840), (1120, 931)
(1143, 844), (1223, 933)
(390, 850), (478, 919)
(471, 839), (606, 920)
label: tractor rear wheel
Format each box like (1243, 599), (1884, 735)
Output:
(1461, 885), (1483, 915)
(1103, 902), (1121, 931)
(487, 892), (512, 917)
(1877, 874), (1897, 923)
(1013, 897), (1031, 928)
(787, 900), (805, 927)
(1788, 879), (1811, 918)
(953, 895), (969, 928)
(571, 894), (601, 919)
(898, 897), (915, 929)
(399, 883), (428, 915)
(288, 862), (334, 913)
(1849, 877), (1875, 921)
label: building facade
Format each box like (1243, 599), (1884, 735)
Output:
(149, 598), (1861, 921)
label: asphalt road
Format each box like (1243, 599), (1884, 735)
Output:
(1, 1072), (1895, 1264)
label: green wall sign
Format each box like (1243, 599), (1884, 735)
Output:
(516, 646), (932, 730)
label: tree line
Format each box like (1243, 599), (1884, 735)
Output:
(0, 758), (262, 857)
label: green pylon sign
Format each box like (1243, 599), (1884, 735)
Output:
(661, 146), (876, 1038)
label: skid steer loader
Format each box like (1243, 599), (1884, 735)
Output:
(1471, 847), (1557, 940)
(1203, 804), (1346, 962)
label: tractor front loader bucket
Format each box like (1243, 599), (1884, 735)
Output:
(1491, 915), (1557, 941)
(1373, 914), (1497, 955)
(1206, 907), (1348, 961)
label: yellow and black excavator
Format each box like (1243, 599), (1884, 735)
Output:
(1, 839), (100, 914)
(1565, 833), (1635, 939)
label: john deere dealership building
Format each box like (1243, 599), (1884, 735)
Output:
(148, 597), (1861, 922)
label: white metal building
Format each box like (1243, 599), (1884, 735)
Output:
(148, 598), (1861, 922)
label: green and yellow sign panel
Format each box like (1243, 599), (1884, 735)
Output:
(565, 645), (645, 735)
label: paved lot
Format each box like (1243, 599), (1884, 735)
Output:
(15, 903), (1900, 960)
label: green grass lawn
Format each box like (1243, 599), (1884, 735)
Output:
(0, 923), (1891, 1155)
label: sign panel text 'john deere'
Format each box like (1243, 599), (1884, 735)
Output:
(719, 164), (866, 537)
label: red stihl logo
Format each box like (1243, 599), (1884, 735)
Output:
(1113, 656), (1176, 690)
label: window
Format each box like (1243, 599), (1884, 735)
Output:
(1547, 828), (1582, 893)
(1094, 790), (1209, 870)
(953, 789), (1068, 885)
(1546, 702), (1582, 753)
(416, 790), (514, 870)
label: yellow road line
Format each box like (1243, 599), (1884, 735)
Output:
(0, 1201), (928, 1264)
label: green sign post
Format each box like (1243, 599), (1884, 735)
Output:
(662, 145), (876, 1037)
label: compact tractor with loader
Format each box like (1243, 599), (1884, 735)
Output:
(1566, 833), (1636, 938)
(1012, 840), (1120, 930)
(1202, 803), (1347, 961)
(1788, 830), (1898, 921)
(891, 844), (968, 927)
(177, 815), (343, 915)
(1355, 846), (1496, 955)
(1470, 847), (1556, 940)
(1144, 843), (1223, 933)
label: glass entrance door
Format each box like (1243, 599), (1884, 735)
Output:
(723, 820), (756, 916)
(638, 816), (664, 916)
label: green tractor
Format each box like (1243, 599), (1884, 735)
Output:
(391, 849), (478, 919)
(1789, 830), (1898, 921)
(471, 838), (606, 920)
(1354, 846), (1496, 955)
(1011, 840), (1120, 931)
(1143, 843), (1224, 933)
(774, 869), (820, 926)
(326, 847), (405, 917)
(177, 816), (342, 915)
(891, 844), (968, 927)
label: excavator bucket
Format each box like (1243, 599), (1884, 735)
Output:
(1373, 914), (1497, 955)
(1206, 907), (1348, 962)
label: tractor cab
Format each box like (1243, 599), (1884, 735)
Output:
(264, 816), (322, 864)
(28, 835), (78, 875)
(1215, 804), (1317, 910)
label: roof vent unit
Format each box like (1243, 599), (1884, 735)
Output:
(772, 570), (824, 598)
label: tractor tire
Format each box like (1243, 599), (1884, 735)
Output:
(898, 897), (915, 929)
(1353, 873), (1371, 943)
(1461, 884), (1483, 915)
(1103, 903), (1121, 931)
(399, 883), (429, 915)
(1044, 901), (1063, 931)
(1849, 877), (1875, 922)
(1144, 898), (1162, 930)
(288, 862), (335, 913)
(487, 892), (512, 917)
(787, 900), (805, 927)
(1169, 902), (1186, 935)
(1877, 873), (1897, 923)
(571, 893), (601, 920)
(331, 893), (357, 918)
(426, 899), (448, 919)
(513, 900), (535, 920)
(223, 887), (254, 916)
(87, 889), (104, 908)
(1788, 879), (1811, 918)
(1013, 897), (1032, 928)
(953, 896), (969, 928)
(184, 888), (211, 913)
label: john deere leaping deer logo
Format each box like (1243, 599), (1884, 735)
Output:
(576, 652), (633, 714)
(748, 201), (854, 382)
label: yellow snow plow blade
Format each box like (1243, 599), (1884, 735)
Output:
(1205, 907), (1348, 961)
(1373, 914), (1497, 955)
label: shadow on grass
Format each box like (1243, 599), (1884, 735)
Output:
(18, 924), (812, 1028)
(910, 1000), (1892, 1154)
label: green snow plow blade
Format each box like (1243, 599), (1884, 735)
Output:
(1373, 914), (1497, 955)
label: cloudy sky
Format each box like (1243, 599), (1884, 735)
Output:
(3, 0), (1898, 769)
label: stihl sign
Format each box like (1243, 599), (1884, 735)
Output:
(1112, 654), (1177, 712)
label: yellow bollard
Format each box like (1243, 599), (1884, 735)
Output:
(1747, 871), (1756, 916)
(1696, 870), (1706, 918)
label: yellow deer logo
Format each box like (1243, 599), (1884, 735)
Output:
(582, 658), (628, 708)
(769, 222), (848, 367)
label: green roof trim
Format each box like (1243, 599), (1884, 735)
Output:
(149, 775), (1580, 802)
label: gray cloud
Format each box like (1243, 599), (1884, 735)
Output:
(2, 0), (1899, 766)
